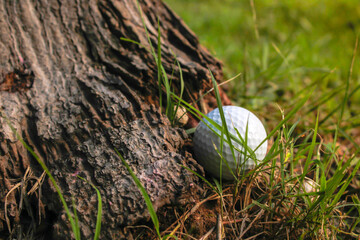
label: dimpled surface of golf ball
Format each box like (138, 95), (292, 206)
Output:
(193, 106), (268, 180)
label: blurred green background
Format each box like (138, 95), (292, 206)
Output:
(165, 0), (360, 128)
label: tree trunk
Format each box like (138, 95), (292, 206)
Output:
(0, 0), (229, 239)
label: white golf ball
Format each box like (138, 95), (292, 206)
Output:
(193, 106), (268, 180)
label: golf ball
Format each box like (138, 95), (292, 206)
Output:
(193, 106), (268, 180)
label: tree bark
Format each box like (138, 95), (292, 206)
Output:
(0, 0), (228, 239)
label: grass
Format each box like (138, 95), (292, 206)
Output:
(174, 72), (360, 239)
(127, 0), (360, 239)
(171, 84), (359, 239)
(164, 0), (360, 114)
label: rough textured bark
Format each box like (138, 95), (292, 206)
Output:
(0, 0), (228, 239)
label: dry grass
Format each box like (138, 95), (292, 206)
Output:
(137, 165), (357, 240)
(4, 167), (46, 239)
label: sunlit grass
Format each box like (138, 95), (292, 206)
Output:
(164, 0), (360, 114)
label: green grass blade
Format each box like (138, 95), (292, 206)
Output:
(218, 124), (225, 181)
(234, 124), (257, 166)
(71, 197), (81, 240)
(209, 70), (238, 169)
(214, 143), (237, 181)
(330, 149), (360, 207)
(115, 149), (161, 238)
(312, 159), (327, 192)
(155, 20), (172, 117)
(172, 60), (185, 125)
(162, 234), (178, 240)
(252, 200), (273, 212)
(135, 0), (156, 59)
(213, 178), (223, 196)
(156, 18), (163, 113)
(94, 192), (102, 239)
(160, 65), (172, 116)
(77, 176), (102, 240)
(300, 110), (319, 182)
(120, 37), (147, 49)
(286, 119), (300, 139)
(185, 127), (196, 135)
(191, 73), (241, 107)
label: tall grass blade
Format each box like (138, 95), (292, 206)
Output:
(172, 60), (185, 125)
(157, 26), (163, 112)
(115, 149), (161, 238)
(135, 0), (156, 59)
(71, 197), (81, 240)
(191, 73), (241, 106)
(300, 110), (319, 183)
(160, 64), (172, 116)
(77, 176), (103, 240)
(209, 70), (238, 173)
